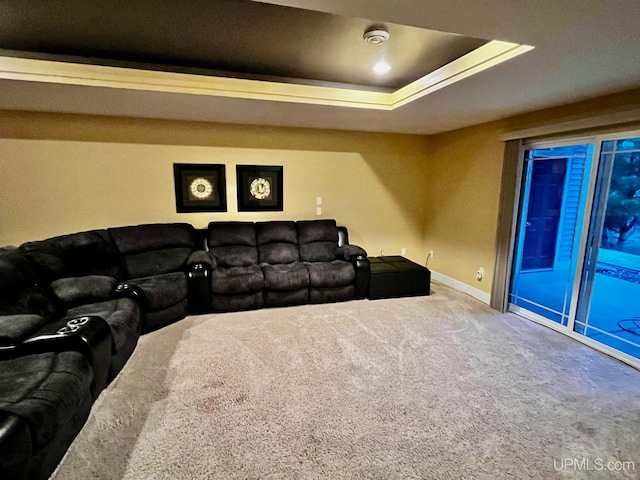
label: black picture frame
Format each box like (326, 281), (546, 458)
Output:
(173, 163), (227, 212)
(236, 165), (283, 211)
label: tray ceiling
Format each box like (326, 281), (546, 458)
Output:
(0, 0), (531, 110)
(0, 0), (639, 135)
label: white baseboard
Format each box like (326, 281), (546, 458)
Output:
(430, 270), (491, 305)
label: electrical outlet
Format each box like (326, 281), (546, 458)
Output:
(316, 207), (322, 215)
(401, 247), (406, 256)
(428, 250), (434, 258)
(476, 267), (485, 281)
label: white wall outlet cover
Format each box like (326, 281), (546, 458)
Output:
(316, 207), (322, 215)
(316, 197), (322, 205)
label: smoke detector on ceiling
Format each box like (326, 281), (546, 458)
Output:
(363, 27), (389, 45)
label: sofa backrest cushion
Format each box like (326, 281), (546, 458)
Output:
(20, 230), (124, 282)
(207, 222), (258, 268)
(256, 221), (299, 264)
(0, 247), (56, 320)
(0, 314), (49, 345)
(109, 223), (196, 279)
(297, 220), (338, 262)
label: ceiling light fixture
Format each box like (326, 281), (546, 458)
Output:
(363, 27), (389, 45)
(373, 61), (392, 75)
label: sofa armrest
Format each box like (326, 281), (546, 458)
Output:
(348, 254), (370, 300)
(0, 316), (112, 398)
(113, 282), (146, 308)
(336, 244), (367, 261)
(187, 263), (212, 315)
(113, 282), (147, 333)
(185, 251), (215, 315)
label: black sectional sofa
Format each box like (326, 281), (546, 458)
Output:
(0, 219), (368, 479)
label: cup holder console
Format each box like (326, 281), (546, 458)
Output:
(67, 316), (90, 327)
(56, 316), (91, 335)
(56, 325), (79, 335)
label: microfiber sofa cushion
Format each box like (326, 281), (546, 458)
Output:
(0, 351), (94, 480)
(50, 275), (117, 308)
(0, 315), (48, 346)
(109, 223), (196, 278)
(295, 220), (358, 305)
(297, 220), (355, 288)
(0, 247), (57, 321)
(256, 221), (300, 265)
(125, 272), (188, 311)
(19, 230), (125, 282)
(0, 247), (57, 345)
(306, 260), (356, 288)
(208, 222), (264, 296)
(262, 263), (309, 291)
(0, 351), (93, 451)
(256, 221), (307, 293)
(208, 222), (258, 268)
(297, 219), (339, 262)
(211, 265), (264, 295)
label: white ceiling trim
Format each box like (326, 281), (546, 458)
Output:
(0, 40), (532, 111)
(390, 42), (533, 109)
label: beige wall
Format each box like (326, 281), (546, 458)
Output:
(424, 122), (504, 292)
(2, 88), (639, 299)
(423, 88), (640, 294)
(0, 112), (430, 263)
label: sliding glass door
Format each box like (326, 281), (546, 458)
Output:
(509, 143), (593, 326)
(574, 136), (640, 360)
(509, 132), (640, 367)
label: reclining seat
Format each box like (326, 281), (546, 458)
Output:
(108, 223), (197, 332)
(19, 230), (140, 379)
(257, 221), (309, 307)
(0, 349), (94, 480)
(207, 222), (264, 312)
(297, 219), (358, 304)
(0, 248), (109, 478)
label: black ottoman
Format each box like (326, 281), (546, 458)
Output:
(367, 256), (431, 300)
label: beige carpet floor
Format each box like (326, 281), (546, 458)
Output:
(52, 284), (640, 479)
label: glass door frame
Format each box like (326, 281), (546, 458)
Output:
(510, 140), (592, 326)
(507, 129), (640, 370)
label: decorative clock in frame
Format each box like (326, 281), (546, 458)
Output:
(236, 165), (283, 211)
(173, 164), (227, 212)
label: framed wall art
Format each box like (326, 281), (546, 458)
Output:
(173, 163), (227, 212)
(236, 165), (283, 211)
